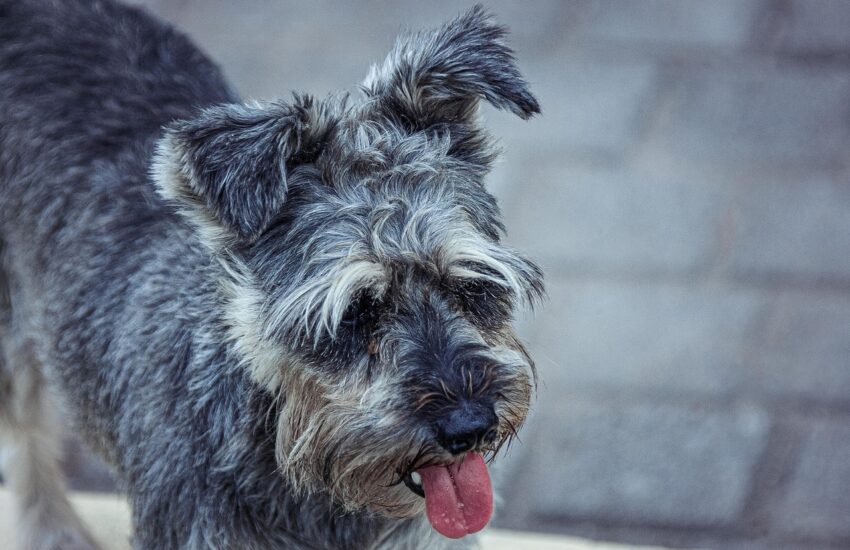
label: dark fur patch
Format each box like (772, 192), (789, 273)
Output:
(156, 96), (335, 243)
(364, 5), (540, 123)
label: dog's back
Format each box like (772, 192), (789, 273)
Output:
(0, 0), (236, 272)
(0, 0), (232, 410)
(0, 0), (233, 216)
(0, 2), (244, 548)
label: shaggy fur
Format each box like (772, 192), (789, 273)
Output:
(0, 1), (542, 548)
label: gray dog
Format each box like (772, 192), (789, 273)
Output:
(0, 1), (543, 548)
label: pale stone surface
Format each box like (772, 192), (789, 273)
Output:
(0, 489), (676, 550)
(570, 0), (764, 49)
(644, 67), (850, 170)
(512, 398), (770, 526)
(502, 163), (727, 274)
(731, 178), (850, 283)
(772, 422), (850, 540)
(746, 291), (850, 401)
(780, 0), (850, 52)
(527, 278), (765, 395)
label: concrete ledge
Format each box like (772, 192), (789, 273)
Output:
(0, 489), (671, 549)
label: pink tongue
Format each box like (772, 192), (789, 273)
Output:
(417, 452), (493, 539)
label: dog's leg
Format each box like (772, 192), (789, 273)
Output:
(0, 275), (100, 550)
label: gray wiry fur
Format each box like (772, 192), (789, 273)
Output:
(0, 1), (542, 548)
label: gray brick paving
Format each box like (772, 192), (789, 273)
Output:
(512, 397), (770, 526)
(773, 421), (850, 541)
(529, 278), (766, 396)
(488, 59), (658, 157)
(780, 0), (850, 53)
(568, 0), (764, 50)
(747, 290), (850, 402)
(643, 66), (850, 170)
(731, 177), (850, 284)
(501, 162), (727, 274)
(56, 2), (850, 548)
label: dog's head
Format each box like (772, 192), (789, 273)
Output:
(153, 6), (542, 538)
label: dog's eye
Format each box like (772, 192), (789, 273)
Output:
(457, 277), (502, 298)
(340, 291), (381, 332)
(453, 277), (511, 327)
(456, 278), (506, 306)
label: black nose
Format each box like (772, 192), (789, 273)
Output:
(435, 401), (498, 455)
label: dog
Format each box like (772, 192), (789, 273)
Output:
(0, 1), (543, 548)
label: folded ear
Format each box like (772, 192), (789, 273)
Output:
(152, 96), (328, 248)
(362, 4), (540, 127)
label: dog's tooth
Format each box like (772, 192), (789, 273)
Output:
(411, 472), (422, 486)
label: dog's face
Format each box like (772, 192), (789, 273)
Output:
(154, 6), (542, 536)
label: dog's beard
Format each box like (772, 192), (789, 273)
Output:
(274, 369), (430, 517)
(272, 364), (531, 520)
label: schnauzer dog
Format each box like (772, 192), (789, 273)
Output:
(0, 1), (543, 548)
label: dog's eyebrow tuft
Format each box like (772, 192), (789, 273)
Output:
(442, 234), (543, 306)
(264, 258), (389, 344)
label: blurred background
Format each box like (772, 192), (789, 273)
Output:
(58, 1), (850, 549)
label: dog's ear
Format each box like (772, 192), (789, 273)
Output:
(152, 96), (328, 248)
(362, 5), (539, 128)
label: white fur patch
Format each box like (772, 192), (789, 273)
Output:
(150, 133), (233, 251)
(218, 254), (291, 390)
(266, 258), (388, 345)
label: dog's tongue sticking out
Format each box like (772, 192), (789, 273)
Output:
(417, 452), (493, 539)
